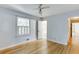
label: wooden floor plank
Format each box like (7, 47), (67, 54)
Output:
(1, 40), (79, 54)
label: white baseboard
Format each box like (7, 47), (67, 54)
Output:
(48, 39), (67, 45)
(0, 40), (36, 50)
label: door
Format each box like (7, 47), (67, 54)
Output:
(38, 20), (47, 40)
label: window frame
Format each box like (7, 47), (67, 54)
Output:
(16, 16), (30, 37)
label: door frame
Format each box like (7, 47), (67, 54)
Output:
(68, 17), (79, 48)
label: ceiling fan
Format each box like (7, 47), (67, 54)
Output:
(35, 4), (50, 16)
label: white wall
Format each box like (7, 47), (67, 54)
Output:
(0, 8), (38, 48)
(0, 10), (16, 48)
(47, 10), (79, 45)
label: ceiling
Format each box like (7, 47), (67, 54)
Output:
(0, 4), (79, 17)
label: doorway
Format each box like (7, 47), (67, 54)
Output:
(68, 17), (79, 48)
(38, 20), (47, 40)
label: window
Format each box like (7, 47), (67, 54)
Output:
(17, 17), (29, 36)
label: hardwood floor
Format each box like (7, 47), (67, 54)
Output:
(0, 40), (79, 54)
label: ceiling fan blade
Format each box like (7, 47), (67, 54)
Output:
(33, 4), (50, 16)
(41, 6), (50, 9)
